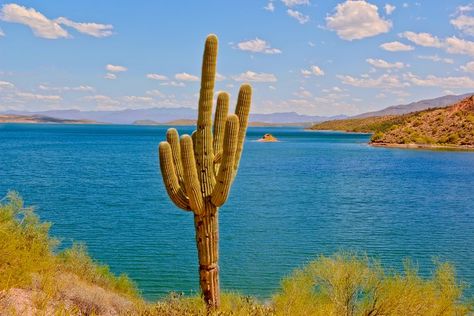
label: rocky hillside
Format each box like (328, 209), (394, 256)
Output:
(372, 96), (474, 148)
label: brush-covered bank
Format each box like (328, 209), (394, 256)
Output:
(0, 192), (472, 315)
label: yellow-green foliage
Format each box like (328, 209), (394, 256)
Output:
(0, 191), (56, 290)
(0, 192), (137, 297)
(274, 253), (472, 316)
(310, 115), (410, 133)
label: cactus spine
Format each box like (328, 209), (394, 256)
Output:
(158, 34), (252, 308)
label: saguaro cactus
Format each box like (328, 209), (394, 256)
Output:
(158, 34), (252, 308)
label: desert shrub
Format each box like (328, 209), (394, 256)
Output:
(371, 131), (384, 142)
(0, 192), (56, 290)
(58, 243), (138, 298)
(273, 253), (472, 316)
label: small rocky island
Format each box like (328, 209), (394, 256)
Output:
(258, 133), (278, 142)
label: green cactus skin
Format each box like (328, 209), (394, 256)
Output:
(158, 34), (252, 308)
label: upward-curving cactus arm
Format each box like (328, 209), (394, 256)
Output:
(166, 128), (185, 188)
(211, 114), (239, 207)
(213, 92), (229, 171)
(234, 84), (252, 172)
(158, 142), (190, 211)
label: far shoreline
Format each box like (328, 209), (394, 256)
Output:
(370, 142), (474, 151)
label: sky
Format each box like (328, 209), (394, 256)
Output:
(1, 0), (474, 116)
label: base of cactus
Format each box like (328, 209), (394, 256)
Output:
(194, 204), (220, 308)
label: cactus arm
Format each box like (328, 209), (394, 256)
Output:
(233, 84), (252, 172)
(166, 128), (185, 188)
(180, 135), (205, 215)
(196, 34), (218, 197)
(213, 92), (230, 156)
(158, 142), (191, 211)
(211, 115), (239, 207)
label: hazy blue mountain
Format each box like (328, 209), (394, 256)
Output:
(6, 108), (347, 124)
(353, 93), (474, 118)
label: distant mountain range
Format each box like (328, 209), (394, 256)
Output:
(5, 108), (346, 125)
(353, 93), (474, 118)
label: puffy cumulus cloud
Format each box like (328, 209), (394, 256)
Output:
(301, 65), (324, 77)
(451, 14), (474, 36)
(235, 38), (282, 54)
(175, 72), (199, 81)
(287, 9), (309, 24)
(146, 73), (168, 81)
(380, 41), (414, 51)
(233, 71), (277, 82)
(0, 3), (68, 39)
(326, 0), (391, 41)
(0, 3), (113, 39)
(444, 36), (474, 56)
(281, 0), (310, 7)
(366, 58), (405, 69)
(417, 55), (454, 64)
(215, 73), (226, 81)
(106, 64), (127, 72)
(400, 31), (442, 47)
(55, 17), (113, 38)
(338, 73), (407, 88)
(461, 61), (474, 73)
(0, 80), (15, 89)
(0, 27), (4, 36)
(83, 95), (120, 110)
(145, 89), (165, 97)
(405, 72), (474, 89)
(104, 73), (117, 80)
(385, 4), (396, 15)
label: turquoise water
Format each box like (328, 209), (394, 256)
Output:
(0, 123), (473, 300)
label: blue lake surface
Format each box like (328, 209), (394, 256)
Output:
(0, 123), (473, 300)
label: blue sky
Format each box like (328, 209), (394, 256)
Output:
(1, 0), (474, 116)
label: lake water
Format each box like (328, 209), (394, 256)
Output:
(0, 123), (473, 300)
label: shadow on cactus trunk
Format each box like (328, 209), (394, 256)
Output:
(158, 34), (252, 309)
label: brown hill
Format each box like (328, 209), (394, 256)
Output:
(371, 96), (474, 148)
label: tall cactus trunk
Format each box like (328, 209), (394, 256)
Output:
(194, 202), (220, 307)
(158, 34), (252, 310)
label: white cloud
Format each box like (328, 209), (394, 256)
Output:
(385, 4), (396, 15)
(146, 73), (168, 80)
(405, 72), (474, 88)
(264, 2), (275, 12)
(160, 81), (185, 87)
(444, 36), (474, 56)
(215, 73), (226, 81)
(175, 72), (199, 81)
(281, 0), (310, 7)
(0, 27), (4, 37)
(380, 41), (414, 51)
(287, 9), (309, 24)
(308, 41), (315, 47)
(38, 84), (95, 92)
(55, 17), (113, 38)
(233, 71), (277, 82)
(451, 14), (474, 36)
(83, 95), (120, 110)
(301, 65), (324, 76)
(326, 0), (392, 41)
(460, 61), (474, 73)
(0, 3), (113, 39)
(366, 58), (405, 69)
(0, 80), (15, 89)
(0, 3), (68, 39)
(400, 31), (441, 47)
(417, 55), (454, 64)
(104, 73), (117, 80)
(146, 89), (165, 97)
(236, 38), (282, 54)
(338, 73), (407, 88)
(106, 64), (127, 72)
(16, 92), (62, 101)
(123, 96), (154, 104)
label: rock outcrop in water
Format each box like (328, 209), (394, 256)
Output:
(258, 134), (278, 142)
